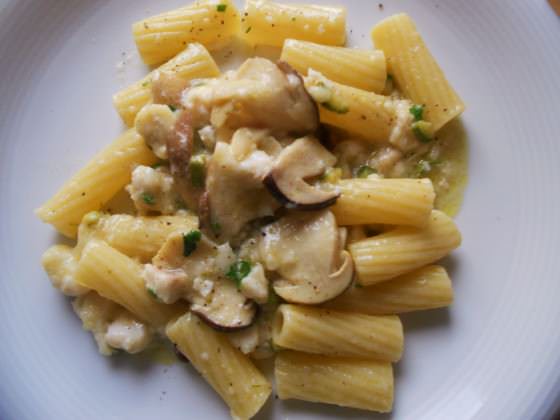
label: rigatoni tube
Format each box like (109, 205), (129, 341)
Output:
(280, 39), (386, 92)
(241, 0), (346, 47)
(113, 43), (220, 126)
(35, 129), (157, 238)
(276, 351), (393, 413)
(324, 265), (453, 315)
(350, 210), (461, 286)
(273, 304), (403, 362)
(75, 239), (186, 327)
(304, 71), (406, 144)
(166, 313), (271, 420)
(372, 13), (465, 131)
(133, 0), (240, 66)
(93, 214), (199, 263)
(331, 177), (435, 227)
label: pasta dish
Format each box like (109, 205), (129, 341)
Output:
(36, 1), (466, 418)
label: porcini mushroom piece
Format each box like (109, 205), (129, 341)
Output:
(259, 210), (353, 304)
(264, 137), (340, 210)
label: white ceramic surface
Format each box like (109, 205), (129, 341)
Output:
(0, 1), (559, 419)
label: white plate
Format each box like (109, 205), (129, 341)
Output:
(1, 1), (559, 419)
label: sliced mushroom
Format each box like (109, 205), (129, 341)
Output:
(259, 210), (353, 304)
(167, 110), (193, 179)
(150, 232), (258, 331)
(181, 57), (319, 135)
(264, 136), (340, 210)
(191, 279), (258, 332)
(205, 135), (280, 242)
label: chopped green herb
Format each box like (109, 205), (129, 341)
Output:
(267, 286), (280, 305)
(245, 26), (252, 33)
(142, 192), (156, 205)
(183, 230), (202, 256)
(189, 155), (206, 188)
(409, 104), (424, 121)
(168, 104), (177, 112)
(356, 165), (376, 178)
(322, 167), (342, 184)
(82, 211), (101, 226)
(411, 120), (434, 143)
(413, 158), (441, 178)
(387, 74), (394, 81)
(151, 160), (168, 169)
(210, 221), (222, 235)
(216, 4), (227, 12)
(226, 260), (252, 289)
(141, 81), (150, 87)
(321, 100), (349, 114)
(147, 287), (159, 299)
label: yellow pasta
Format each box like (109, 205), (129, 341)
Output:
(35, 129), (157, 238)
(324, 265), (453, 315)
(331, 177), (435, 227)
(372, 13), (465, 131)
(304, 72), (399, 144)
(166, 312), (271, 419)
(133, 0), (240, 66)
(113, 43), (220, 126)
(241, 0), (346, 47)
(350, 210), (461, 286)
(93, 214), (198, 262)
(75, 239), (186, 327)
(273, 304), (403, 362)
(280, 39), (386, 92)
(276, 351), (393, 413)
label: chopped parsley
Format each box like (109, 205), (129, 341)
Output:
(226, 260), (252, 289)
(413, 158), (441, 178)
(245, 26), (252, 33)
(147, 287), (159, 299)
(411, 120), (433, 143)
(151, 160), (168, 169)
(321, 100), (349, 114)
(216, 4), (227, 12)
(168, 104), (177, 112)
(189, 155), (206, 188)
(141, 81), (150, 87)
(356, 165), (376, 178)
(210, 221), (222, 235)
(409, 104), (424, 121)
(141, 192), (156, 205)
(183, 230), (202, 256)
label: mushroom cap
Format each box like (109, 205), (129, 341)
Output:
(259, 210), (353, 304)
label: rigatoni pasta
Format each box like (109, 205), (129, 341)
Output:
(304, 71), (401, 144)
(93, 214), (199, 262)
(273, 304), (403, 362)
(331, 177), (435, 227)
(324, 265), (453, 315)
(166, 312), (272, 419)
(280, 39), (387, 92)
(276, 351), (393, 413)
(372, 13), (465, 131)
(113, 43), (220, 126)
(241, 0), (346, 47)
(35, 129), (157, 238)
(133, 0), (240, 66)
(38, 4), (468, 418)
(75, 239), (186, 327)
(350, 210), (462, 286)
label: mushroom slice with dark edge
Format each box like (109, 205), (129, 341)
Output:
(166, 110), (193, 179)
(259, 210), (353, 304)
(191, 279), (258, 332)
(264, 136), (340, 210)
(151, 231), (258, 331)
